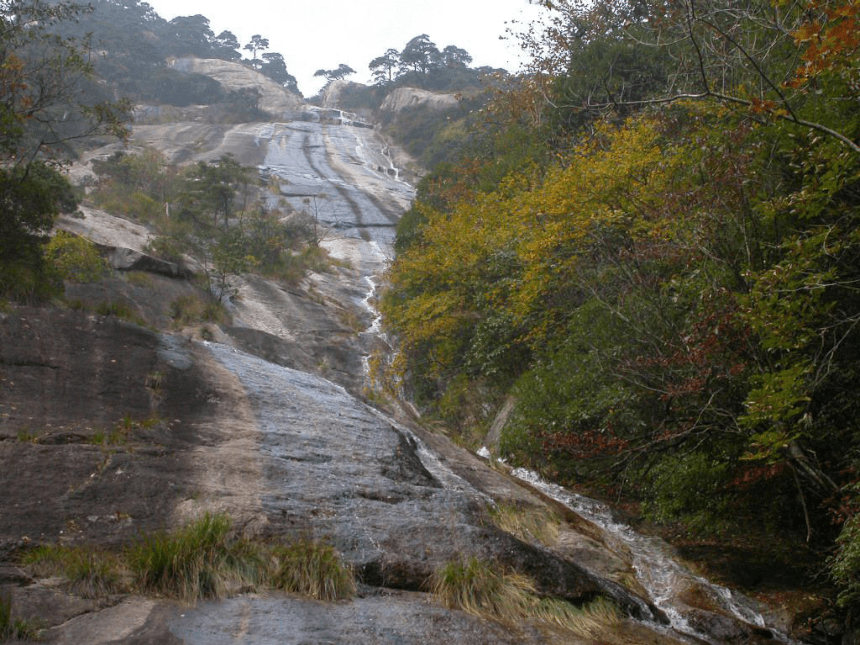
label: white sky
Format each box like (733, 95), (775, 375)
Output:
(143, 0), (547, 96)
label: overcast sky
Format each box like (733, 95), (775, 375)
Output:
(143, 0), (547, 96)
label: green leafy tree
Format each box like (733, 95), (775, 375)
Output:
(260, 52), (300, 94)
(165, 14), (213, 57)
(441, 45), (472, 68)
(177, 155), (251, 229)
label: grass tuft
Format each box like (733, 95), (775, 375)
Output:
(19, 514), (356, 608)
(95, 300), (148, 327)
(0, 592), (39, 641)
(127, 512), (263, 603)
(168, 294), (229, 328)
(23, 545), (124, 599)
(489, 502), (561, 547)
(433, 557), (536, 622)
(269, 538), (355, 601)
(16, 428), (38, 443)
(432, 557), (620, 637)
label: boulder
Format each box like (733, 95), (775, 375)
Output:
(100, 246), (190, 278)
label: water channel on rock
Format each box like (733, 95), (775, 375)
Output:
(509, 467), (800, 644)
(171, 112), (801, 643)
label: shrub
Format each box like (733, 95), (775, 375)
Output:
(45, 231), (108, 284)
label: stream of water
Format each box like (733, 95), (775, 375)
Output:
(253, 113), (806, 643)
(508, 466), (799, 644)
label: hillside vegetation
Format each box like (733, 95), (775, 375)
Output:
(380, 0), (860, 618)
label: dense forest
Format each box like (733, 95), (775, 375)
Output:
(380, 0), (860, 617)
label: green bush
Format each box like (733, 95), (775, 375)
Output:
(45, 231), (108, 284)
(0, 258), (58, 303)
(831, 493), (860, 610)
(501, 302), (639, 480)
(645, 452), (732, 534)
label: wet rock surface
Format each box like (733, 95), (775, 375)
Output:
(0, 83), (808, 644)
(169, 592), (551, 645)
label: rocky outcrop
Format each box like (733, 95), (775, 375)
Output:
(169, 57), (305, 118)
(319, 79), (365, 109)
(380, 87), (461, 113)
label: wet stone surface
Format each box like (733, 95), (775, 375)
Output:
(169, 592), (551, 645)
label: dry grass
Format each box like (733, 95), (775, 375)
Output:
(432, 557), (620, 638)
(23, 545), (125, 598)
(127, 512), (263, 603)
(269, 538), (356, 601)
(489, 502), (561, 547)
(22, 513), (356, 606)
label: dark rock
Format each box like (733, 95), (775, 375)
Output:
(686, 607), (781, 644)
(0, 307), (228, 544)
(99, 245), (191, 278)
(0, 565), (32, 585)
(379, 429), (440, 488)
(5, 585), (104, 628)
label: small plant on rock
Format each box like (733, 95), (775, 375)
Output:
(23, 545), (124, 598)
(269, 538), (355, 601)
(432, 557), (619, 638)
(0, 592), (40, 641)
(127, 512), (264, 603)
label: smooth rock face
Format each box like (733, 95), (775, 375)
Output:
(379, 87), (461, 113)
(169, 57), (304, 117)
(169, 593), (550, 645)
(0, 71), (795, 643)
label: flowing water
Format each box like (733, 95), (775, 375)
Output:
(509, 467), (798, 644)
(177, 113), (805, 643)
